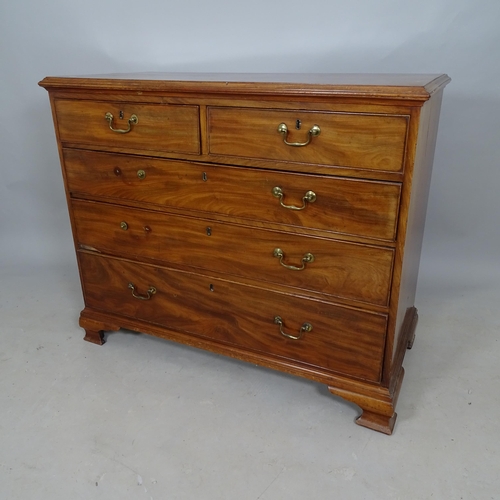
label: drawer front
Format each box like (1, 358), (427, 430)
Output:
(64, 150), (401, 241)
(73, 200), (394, 306)
(54, 99), (200, 154)
(208, 107), (408, 172)
(80, 253), (387, 382)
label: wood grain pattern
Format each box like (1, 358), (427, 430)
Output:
(40, 72), (450, 434)
(208, 107), (408, 172)
(39, 73), (451, 101)
(79, 252), (387, 382)
(72, 199), (394, 306)
(390, 92), (445, 372)
(328, 366), (404, 435)
(80, 314), (120, 345)
(54, 99), (200, 154)
(63, 149), (401, 241)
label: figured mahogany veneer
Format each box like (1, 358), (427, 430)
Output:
(208, 107), (408, 171)
(80, 252), (387, 382)
(39, 72), (450, 434)
(55, 99), (200, 154)
(72, 199), (394, 306)
(63, 149), (402, 241)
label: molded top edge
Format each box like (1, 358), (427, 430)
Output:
(39, 72), (451, 100)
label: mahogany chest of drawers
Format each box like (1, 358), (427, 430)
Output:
(39, 73), (450, 434)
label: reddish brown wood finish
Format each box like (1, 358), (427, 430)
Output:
(40, 73), (450, 101)
(208, 107), (408, 172)
(72, 199), (394, 306)
(39, 73), (450, 434)
(79, 252), (387, 382)
(54, 99), (200, 155)
(79, 314), (120, 345)
(63, 149), (402, 241)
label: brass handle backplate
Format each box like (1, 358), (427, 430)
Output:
(105, 112), (138, 134)
(273, 248), (314, 271)
(274, 316), (312, 340)
(128, 283), (156, 300)
(272, 186), (316, 211)
(278, 122), (320, 147)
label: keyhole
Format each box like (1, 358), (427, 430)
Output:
(209, 284), (214, 292)
(296, 119), (301, 130)
(119, 110), (124, 119)
(202, 172), (208, 182)
(206, 227), (212, 236)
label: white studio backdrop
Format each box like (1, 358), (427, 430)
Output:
(0, 0), (499, 287)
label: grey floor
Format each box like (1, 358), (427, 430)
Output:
(1, 257), (499, 499)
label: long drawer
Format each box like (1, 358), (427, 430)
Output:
(73, 200), (394, 306)
(64, 150), (401, 241)
(54, 99), (200, 155)
(208, 107), (408, 172)
(79, 253), (387, 382)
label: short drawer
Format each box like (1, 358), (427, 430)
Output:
(73, 200), (394, 306)
(54, 99), (200, 155)
(64, 150), (401, 241)
(80, 253), (387, 382)
(208, 107), (408, 172)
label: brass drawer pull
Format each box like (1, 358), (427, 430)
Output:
(273, 248), (314, 271)
(272, 186), (316, 210)
(137, 169), (146, 180)
(128, 282), (156, 300)
(274, 316), (312, 340)
(105, 112), (138, 134)
(277, 122), (320, 147)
